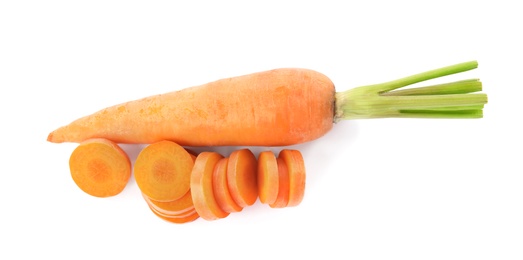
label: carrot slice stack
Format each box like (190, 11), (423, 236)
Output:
(142, 190), (195, 216)
(147, 205), (200, 224)
(69, 138), (131, 198)
(134, 140), (194, 201)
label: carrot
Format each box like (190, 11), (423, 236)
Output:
(147, 204), (200, 224)
(269, 157), (290, 208)
(133, 140), (194, 201)
(142, 191), (195, 216)
(69, 138), (131, 197)
(191, 152), (230, 221)
(212, 157), (243, 213)
(257, 151), (279, 205)
(227, 149), (258, 207)
(47, 61), (487, 147)
(279, 149), (306, 207)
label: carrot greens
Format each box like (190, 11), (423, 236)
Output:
(334, 61), (487, 120)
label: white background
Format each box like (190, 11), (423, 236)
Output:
(1, 1), (522, 259)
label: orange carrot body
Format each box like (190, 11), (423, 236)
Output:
(47, 68), (335, 146)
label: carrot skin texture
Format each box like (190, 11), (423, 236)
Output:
(47, 68), (335, 146)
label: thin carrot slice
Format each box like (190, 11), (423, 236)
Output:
(142, 191), (195, 216)
(133, 140), (194, 201)
(152, 207), (198, 219)
(147, 205), (200, 224)
(279, 149), (306, 207)
(213, 157), (243, 213)
(257, 151), (279, 205)
(227, 149), (258, 207)
(69, 138), (131, 198)
(191, 152), (230, 221)
(269, 158), (290, 208)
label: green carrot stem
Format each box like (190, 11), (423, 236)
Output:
(397, 109), (483, 119)
(382, 79), (482, 96)
(334, 61), (488, 121)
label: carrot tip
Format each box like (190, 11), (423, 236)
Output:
(47, 132), (54, 142)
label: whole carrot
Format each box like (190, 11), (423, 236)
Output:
(47, 61), (487, 146)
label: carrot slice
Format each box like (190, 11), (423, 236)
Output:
(257, 151), (279, 205)
(147, 205), (200, 224)
(133, 140), (194, 201)
(142, 191), (195, 216)
(227, 149), (258, 207)
(269, 157), (290, 208)
(279, 149), (306, 207)
(69, 138), (131, 198)
(191, 152), (230, 220)
(213, 157), (243, 213)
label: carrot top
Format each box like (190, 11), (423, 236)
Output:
(334, 61), (487, 120)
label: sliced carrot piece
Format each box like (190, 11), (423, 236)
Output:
(69, 138), (131, 198)
(257, 151), (279, 205)
(133, 140), (194, 201)
(147, 205), (200, 224)
(279, 149), (306, 207)
(227, 149), (258, 207)
(191, 152), (230, 220)
(152, 207), (198, 219)
(213, 157), (243, 213)
(269, 157), (290, 208)
(142, 191), (195, 216)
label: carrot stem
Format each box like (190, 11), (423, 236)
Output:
(334, 61), (488, 121)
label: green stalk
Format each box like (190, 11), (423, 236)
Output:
(334, 61), (488, 122)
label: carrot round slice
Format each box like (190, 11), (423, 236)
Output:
(269, 157), (290, 208)
(69, 138), (131, 198)
(227, 149), (258, 207)
(147, 205), (200, 224)
(213, 157), (243, 213)
(133, 140), (194, 201)
(142, 191), (194, 216)
(279, 149), (306, 207)
(191, 152), (230, 221)
(257, 151), (279, 205)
